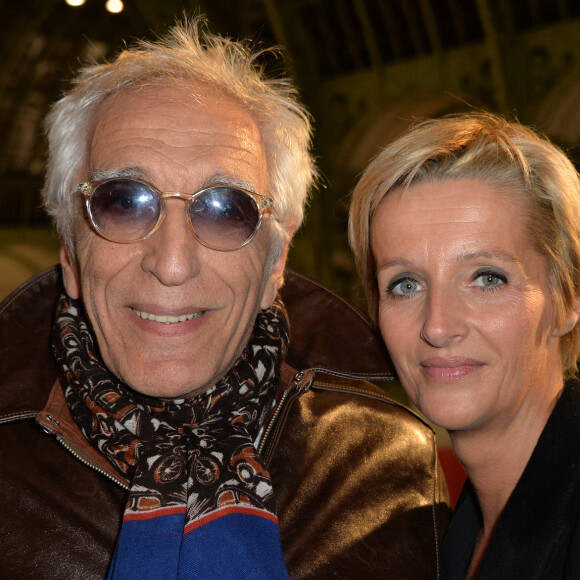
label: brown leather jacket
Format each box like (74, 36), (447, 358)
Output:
(0, 266), (449, 579)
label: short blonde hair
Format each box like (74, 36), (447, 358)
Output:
(349, 112), (580, 375)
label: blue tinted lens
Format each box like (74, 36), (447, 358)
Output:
(189, 187), (260, 250)
(89, 180), (160, 241)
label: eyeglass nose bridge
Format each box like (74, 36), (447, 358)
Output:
(157, 189), (274, 211)
(149, 191), (205, 245)
(159, 191), (195, 202)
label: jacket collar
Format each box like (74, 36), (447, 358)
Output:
(0, 268), (61, 423)
(279, 268), (394, 380)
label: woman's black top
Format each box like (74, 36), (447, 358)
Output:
(441, 380), (580, 579)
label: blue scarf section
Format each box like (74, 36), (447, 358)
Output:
(108, 512), (288, 579)
(51, 293), (290, 580)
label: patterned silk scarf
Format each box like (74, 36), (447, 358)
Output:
(51, 293), (290, 580)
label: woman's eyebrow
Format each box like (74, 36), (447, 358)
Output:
(375, 257), (414, 271)
(375, 250), (522, 272)
(457, 249), (521, 265)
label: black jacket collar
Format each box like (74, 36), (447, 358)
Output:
(443, 380), (580, 579)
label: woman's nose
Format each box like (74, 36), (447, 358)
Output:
(141, 200), (201, 286)
(421, 287), (468, 347)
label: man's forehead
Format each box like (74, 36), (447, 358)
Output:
(86, 84), (268, 194)
(95, 82), (252, 125)
(91, 84), (263, 150)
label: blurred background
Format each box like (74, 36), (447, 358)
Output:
(1, 0), (580, 307)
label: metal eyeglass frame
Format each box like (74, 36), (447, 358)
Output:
(77, 178), (275, 251)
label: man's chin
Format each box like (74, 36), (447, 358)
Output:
(119, 366), (215, 401)
(127, 382), (213, 401)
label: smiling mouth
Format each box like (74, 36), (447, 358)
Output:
(132, 308), (205, 325)
(420, 357), (484, 382)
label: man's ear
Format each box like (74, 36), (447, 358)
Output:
(60, 243), (81, 300)
(552, 295), (580, 337)
(260, 224), (296, 310)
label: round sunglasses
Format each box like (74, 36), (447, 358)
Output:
(77, 178), (275, 251)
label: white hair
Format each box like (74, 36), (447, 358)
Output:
(43, 17), (316, 261)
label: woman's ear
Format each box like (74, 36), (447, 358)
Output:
(60, 243), (81, 300)
(553, 295), (580, 337)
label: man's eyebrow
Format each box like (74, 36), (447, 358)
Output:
(89, 167), (149, 181)
(88, 169), (259, 194)
(206, 174), (258, 193)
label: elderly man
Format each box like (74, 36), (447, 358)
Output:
(0, 19), (448, 579)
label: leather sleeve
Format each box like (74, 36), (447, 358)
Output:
(269, 383), (450, 580)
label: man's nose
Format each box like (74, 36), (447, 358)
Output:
(420, 286), (468, 347)
(141, 200), (201, 286)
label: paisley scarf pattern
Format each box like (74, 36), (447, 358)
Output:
(51, 293), (290, 579)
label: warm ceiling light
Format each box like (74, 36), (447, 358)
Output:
(105, 0), (124, 13)
(65, 0), (86, 6)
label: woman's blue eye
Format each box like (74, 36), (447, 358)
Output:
(473, 271), (507, 288)
(389, 277), (423, 296)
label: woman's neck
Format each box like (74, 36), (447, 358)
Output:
(449, 380), (564, 578)
(452, 423), (541, 579)
(452, 422), (532, 520)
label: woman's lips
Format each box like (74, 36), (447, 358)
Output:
(420, 357), (485, 382)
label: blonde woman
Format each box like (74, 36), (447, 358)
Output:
(349, 112), (580, 579)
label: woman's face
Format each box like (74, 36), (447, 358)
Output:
(370, 179), (573, 433)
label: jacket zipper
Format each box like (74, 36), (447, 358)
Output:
(258, 369), (315, 461)
(39, 416), (130, 491)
